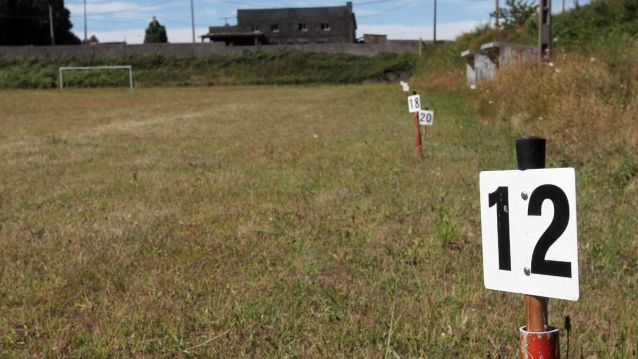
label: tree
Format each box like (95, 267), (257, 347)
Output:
(88, 34), (98, 44)
(144, 17), (168, 43)
(491, 0), (538, 28)
(0, 0), (80, 45)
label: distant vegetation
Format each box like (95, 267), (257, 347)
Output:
(454, 0), (638, 51)
(0, 0), (80, 45)
(144, 17), (168, 44)
(0, 51), (418, 89)
(409, 0), (638, 177)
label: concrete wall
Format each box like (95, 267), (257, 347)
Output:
(462, 42), (538, 86)
(0, 41), (420, 59)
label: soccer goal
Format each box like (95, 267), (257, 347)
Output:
(58, 65), (134, 90)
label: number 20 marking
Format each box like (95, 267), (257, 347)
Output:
(419, 112), (432, 124)
(488, 185), (572, 278)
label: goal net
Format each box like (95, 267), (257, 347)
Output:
(58, 66), (134, 90)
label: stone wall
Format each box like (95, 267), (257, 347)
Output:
(0, 41), (420, 59)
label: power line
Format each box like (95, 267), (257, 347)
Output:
(354, 0), (401, 5)
(77, 0), (182, 16)
(358, 0), (421, 18)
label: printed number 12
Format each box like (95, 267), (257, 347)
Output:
(488, 185), (572, 278)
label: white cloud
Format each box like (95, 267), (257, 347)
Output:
(67, 2), (141, 15)
(75, 26), (209, 44)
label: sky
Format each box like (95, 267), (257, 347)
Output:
(63, 0), (589, 44)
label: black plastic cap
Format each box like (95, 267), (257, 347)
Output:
(516, 136), (546, 170)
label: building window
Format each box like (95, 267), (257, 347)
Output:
(321, 23), (331, 31)
(298, 23), (308, 32)
(270, 24), (279, 33)
(251, 24), (260, 32)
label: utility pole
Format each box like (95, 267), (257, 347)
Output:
(433, 0), (437, 44)
(539, 0), (551, 59)
(495, 0), (500, 27)
(562, 0), (565, 12)
(190, 0), (196, 43)
(49, 3), (55, 45)
(83, 0), (88, 43)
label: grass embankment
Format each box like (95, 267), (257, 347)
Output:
(0, 50), (418, 89)
(1, 79), (636, 356)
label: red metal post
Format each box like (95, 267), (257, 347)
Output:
(519, 326), (560, 359)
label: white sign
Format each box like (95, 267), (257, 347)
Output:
(479, 168), (579, 301)
(418, 110), (434, 126)
(407, 95), (421, 113)
(400, 81), (410, 92)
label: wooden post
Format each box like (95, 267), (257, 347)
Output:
(48, 4), (55, 46)
(539, 0), (551, 59)
(433, 0), (437, 44)
(525, 295), (548, 331)
(516, 136), (560, 359)
(516, 137), (548, 331)
(412, 91), (422, 157)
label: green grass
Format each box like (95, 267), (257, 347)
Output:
(0, 51), (418, 89)
(0, 84), (636, 357)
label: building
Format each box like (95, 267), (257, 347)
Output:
(362, 34), (387, 45)
(461, 42), (538, 87)
(201, 2), (357, 46)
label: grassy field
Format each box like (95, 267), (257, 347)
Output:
(0, 83), (636, 357)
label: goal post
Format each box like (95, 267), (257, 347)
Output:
(59, 65), (134, 90)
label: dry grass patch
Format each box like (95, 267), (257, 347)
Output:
(0, 83), (635, 357)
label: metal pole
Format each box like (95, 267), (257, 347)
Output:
(59, 68), (63, 90)
(49, 4), (55, 45)
(516, 136), (560, 359)
(83, 0), (87, 43)
(433, 0), (437, 44)
(128, 66), (133, 90)
(190, 0), (196, 43)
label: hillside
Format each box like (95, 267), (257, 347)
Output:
(0, 51), (417, 89)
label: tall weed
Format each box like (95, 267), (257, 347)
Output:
(477, 42), (638, 166)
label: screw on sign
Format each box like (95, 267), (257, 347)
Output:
(479, 137), (579, 359)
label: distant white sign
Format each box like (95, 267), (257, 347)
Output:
(400, 81), (410, 92)
(479, 168), (579, 301)
(407, 95), (421, 113)
(418, 110), (434, 126)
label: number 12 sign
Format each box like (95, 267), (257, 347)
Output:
(479, 168), (579, 301)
